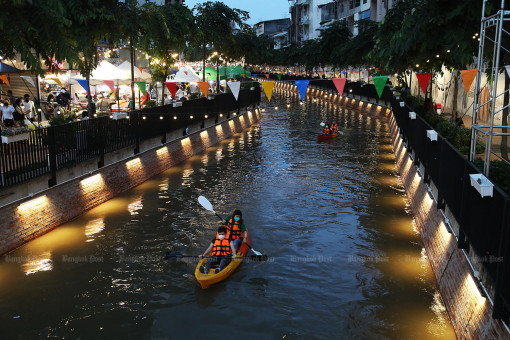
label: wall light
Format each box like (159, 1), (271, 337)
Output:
(18, 195), (49, 213)
(174, 116), (177, 119)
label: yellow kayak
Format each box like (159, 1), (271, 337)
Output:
(195, 230), (251, 289)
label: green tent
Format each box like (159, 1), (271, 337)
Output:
(198, 66), (225, 81)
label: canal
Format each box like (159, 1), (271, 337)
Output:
(0, 91), (456, 339)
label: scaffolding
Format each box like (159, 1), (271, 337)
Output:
(469, 0), (510, 176)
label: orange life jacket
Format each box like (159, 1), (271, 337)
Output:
(226, 217), (243, 239)
(211, 236), (232, 256)
(331, 123), (338, 131)
(323, 127), (330, 135)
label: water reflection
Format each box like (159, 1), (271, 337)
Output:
(23, 251), (53, 275)
(84, 218), (105, 242)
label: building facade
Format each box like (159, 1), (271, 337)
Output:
(333, 0), (395, 35)
(289, 0), (331, 43)
(254, 18), (291, 49)
(290, 0), (396, 43)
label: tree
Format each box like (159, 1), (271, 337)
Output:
(318, 20), (352, 70)
(66, 0), (121, 114)
(137, 2), (194, 103)
(0, 0), (77, 75)
(192, 1), (249, 81)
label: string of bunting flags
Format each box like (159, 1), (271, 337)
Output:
(256, 67), (487, 104)
(258, 76), (387, 102)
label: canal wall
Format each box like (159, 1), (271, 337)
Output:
(275, 80), (510, 339)
(388, 115), (510, 339)
(0, 108), (261, 255)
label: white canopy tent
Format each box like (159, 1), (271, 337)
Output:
(117, 61), (151, 81)
(71, 60), (132, 85)
(167, 66), (201, 83)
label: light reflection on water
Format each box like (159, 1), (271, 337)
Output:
(0, 91), (456, 339)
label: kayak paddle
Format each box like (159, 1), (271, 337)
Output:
(197, 195), (265, 257)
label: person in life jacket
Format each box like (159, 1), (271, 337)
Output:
(322, 125), (331, 136)
(199, 226), (236, 274)
(330, 122), (338, 133)
(217, 209), (247, 251)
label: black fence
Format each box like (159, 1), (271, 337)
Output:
(392, 97), (510, 321)
(0, 86), (261, 189)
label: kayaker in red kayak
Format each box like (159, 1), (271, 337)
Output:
(217, 209), (247, 251)
(322, 125), (331, 136)
(199, 226), (237, 274)
(330, 122), (338, 133)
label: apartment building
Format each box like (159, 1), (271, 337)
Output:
(332, 0), (395, 35)
(290, 0), (395, 42)
(254, 18), (291, 49)
(289, 0), (331, 43)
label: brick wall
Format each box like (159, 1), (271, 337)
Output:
(0, 109), (260, 255)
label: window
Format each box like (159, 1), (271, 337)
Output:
(349, 0), (361, 10)
(359, 9), (370, 20)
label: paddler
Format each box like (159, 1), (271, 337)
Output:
(330, 122), (338, 133)
(322, 124), (331, 136)
(199, 226), (236, 274)
(217, 209), (247, 251)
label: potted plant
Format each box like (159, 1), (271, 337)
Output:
(1, 126), (30, 143)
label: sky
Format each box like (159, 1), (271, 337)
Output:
(183, 0), (291, 25)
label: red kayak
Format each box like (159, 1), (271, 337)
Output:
(317, 131), (340, 140)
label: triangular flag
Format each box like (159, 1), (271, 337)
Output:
(227, 81), (241, 101)
(261, 81), (275, 102)
(253, 74), (257, 79)
(103, 80), (115, 93)
(173, 71), (177, 75)
(75, 79), (88, 92)
(50, 78), (63, 87)
(460, 69), (478, 93)
(138, 67), (143, 74)
(164, 82), (177, 98)
(184, 71), (188, 75)
(277, 74), (282, 80)
(332, 78), (347, 95)
(0, 75), (10, 87)
(135, 81), (146, 95)
(265, 74), (269, 79)
(197, 82), (209, 97)
(295, 80), (310, 101)
(415, 73), (432, 94)
(372, 76), (388, 98)
(20, 76), (35, 87)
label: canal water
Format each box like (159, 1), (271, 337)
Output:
(0, 90), (456, 339)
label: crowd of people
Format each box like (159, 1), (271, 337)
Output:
(0, 90), (37, 127)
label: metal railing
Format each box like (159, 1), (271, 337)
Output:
(0, 86), (261, 189)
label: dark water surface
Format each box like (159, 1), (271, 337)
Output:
(0, 90), (456, 339)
